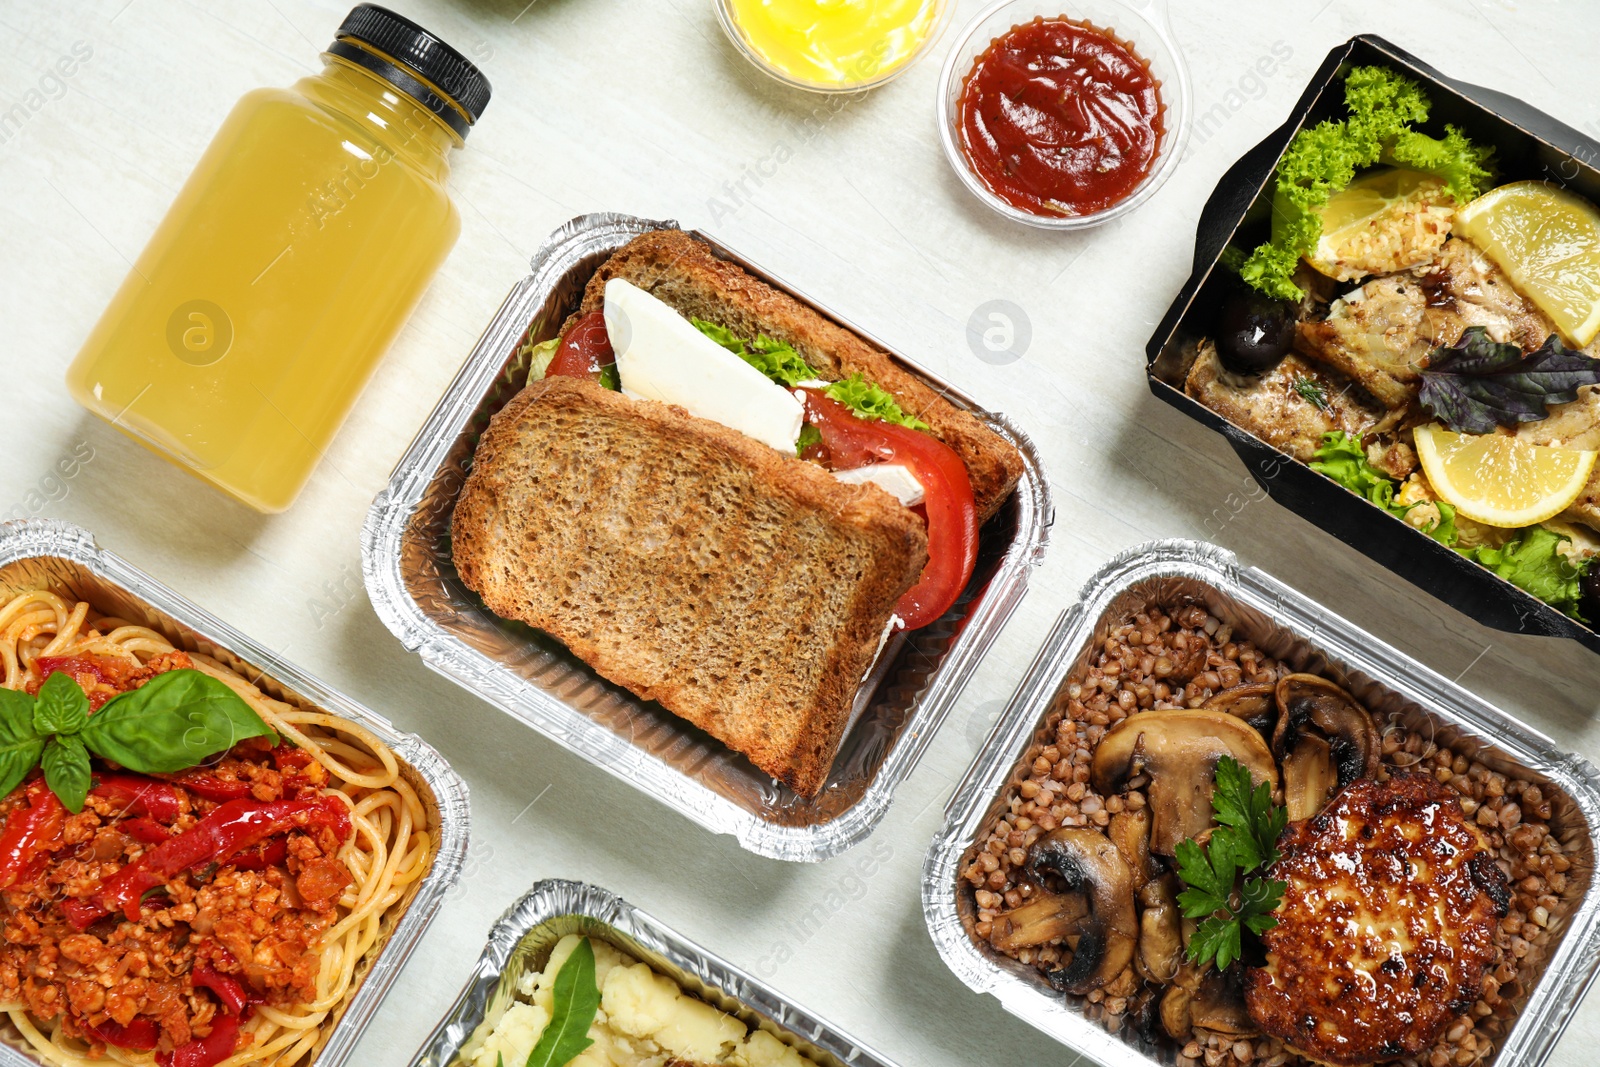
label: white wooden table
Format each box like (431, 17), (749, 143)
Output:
(3, 1), (1598, 1064)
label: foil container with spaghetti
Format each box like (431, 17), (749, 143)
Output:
(362, 212), (1053, 862)
(0, 518), (470, 1067)
(410, 878), (899, 1067)
(922, 539), (1600, 1067)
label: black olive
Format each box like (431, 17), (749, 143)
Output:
(1581, 568), (1600, 624)
(1217, 289), (1297, 374)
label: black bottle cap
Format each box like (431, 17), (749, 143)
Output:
(327, 4), (490, 138)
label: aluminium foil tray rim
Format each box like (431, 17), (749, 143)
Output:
(0, 517), (471, 1067)
(920, 537), (1600, 1067)
(361, 210), (1053, 862)
(409, 877), (901, 1067)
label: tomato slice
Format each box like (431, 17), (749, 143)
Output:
(800, 391), (979, 630)
(545, 311), (615, 381)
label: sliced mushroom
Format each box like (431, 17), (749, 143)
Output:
(1135, 874), (1182, 984)
(1202, 683), (1276, 738)
(1091, 709), (1278, 856)
(1107, 807), (1159, 891)
(1273, 674), (1380, 819)
(1160, 962), (1202, 1039)
(1281, 733), (1338, 822)
(1026, 828), (1138, 996)
(1191, 965), (1257, 1037)
(1160, 962), (1257, 1039)
(987, 891), (1088, 953)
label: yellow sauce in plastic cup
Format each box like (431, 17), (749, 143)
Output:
(717, 0), (949, 91)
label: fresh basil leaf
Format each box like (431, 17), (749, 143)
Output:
(34, 672), (89, 736)
(0, 690), (43, 800)
(82, 669), (276, 773)
(1419, 328), (1600, 434)
(597, 362), (621, 392)
(524, 938), (599, 1067)
(42, 735), (91, 813)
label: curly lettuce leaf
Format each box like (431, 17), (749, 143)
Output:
(1385, 125), (1495, 204)
(1310, 432), (1457, 545)
(1468, 525), (1587, 618)
(1240, 66), (1494, 301)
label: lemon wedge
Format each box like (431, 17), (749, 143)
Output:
(1307, 168), (1455, 281)
(1413, 423), (1597, 528)
(1454, 180), (1600, 347)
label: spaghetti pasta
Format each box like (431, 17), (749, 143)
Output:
(0, 590), (433, 1067)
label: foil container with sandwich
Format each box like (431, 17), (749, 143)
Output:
(363, 212), (1053, 862)
(922, 539), (1600, 1067)
(1146, 33), (1600, 655)
(410, 878), (899, 1067)
(0, 518), (470, 1067)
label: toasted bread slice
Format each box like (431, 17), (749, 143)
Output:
(571, 229), (1025, 523)
(451, 376), (928, 797)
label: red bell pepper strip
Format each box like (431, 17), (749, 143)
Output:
(192, 965), (249, 1015)
(122, 817), (172, 845)
(157, 1011), (240, 1067)
(69, 795), (351, 928)
(91, 773), (183, 823)
(171, 772), (252, 802)
(34, 654), (115, 689)
(0, 781), (65, 889)
(85, 1017), (160, 1051)
(271, 744), (314, 772)
(61, 898), (104, 929)
(222, 836), (288, 872)
(175, 770), (312, 803)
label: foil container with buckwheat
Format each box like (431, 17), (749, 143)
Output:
(362, 212), (1052, 862)
(923, 539), (1600, 1067)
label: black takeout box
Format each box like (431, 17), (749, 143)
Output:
(1147, 34), (1600, 653)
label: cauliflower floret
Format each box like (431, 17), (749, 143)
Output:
(478, 937), (817, 1067)
(523, 935), (632, 1013)
(468, 1001), (551, 1067)
(603, 962), (744, 1062)
(732, 1030), (810, 1067)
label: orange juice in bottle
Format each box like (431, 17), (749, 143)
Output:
(66, 5), (490, 512)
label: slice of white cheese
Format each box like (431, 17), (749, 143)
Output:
(832, 463), (925, 506)
(604, 278), (803, 453)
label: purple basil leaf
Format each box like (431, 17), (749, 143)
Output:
(1419, 328), (1600, 434)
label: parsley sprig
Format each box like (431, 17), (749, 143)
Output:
(1174, 756), (1288, 970)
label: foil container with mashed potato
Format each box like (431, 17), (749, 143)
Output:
(0, 519), (470, 1067)
(922, 539), (1600, 1067)
(362, 212), (1052, 862)
(410, 878), (899, 1067)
